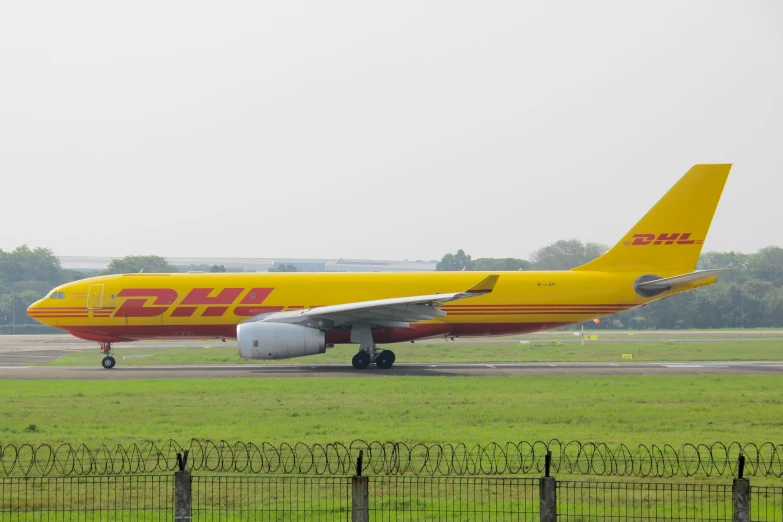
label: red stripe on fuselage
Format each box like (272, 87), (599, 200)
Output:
(441, 303), (634, 309)
(56, 321), (577, 344)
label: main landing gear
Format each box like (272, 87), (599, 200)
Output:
(100, 342), (116, 369)
(350, 325), (396, 370)
(351, 347), (396, 370)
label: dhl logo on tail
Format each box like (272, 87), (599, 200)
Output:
(623, 233), (704, 246)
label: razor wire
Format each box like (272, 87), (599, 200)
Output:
(1, 440), (782, 478)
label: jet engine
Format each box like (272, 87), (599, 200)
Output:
(237, 322), (326, 360)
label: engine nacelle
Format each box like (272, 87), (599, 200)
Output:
(237, 322), (326, 360)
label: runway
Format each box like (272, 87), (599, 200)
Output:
(1, 361), (783, 379)
(2, 335), (783, 379)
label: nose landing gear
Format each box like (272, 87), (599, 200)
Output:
(100, 342), (116, 369)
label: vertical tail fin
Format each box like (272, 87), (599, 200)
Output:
(572, 164), (732, 274)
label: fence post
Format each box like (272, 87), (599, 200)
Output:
(175, 451), (192, 522)
(733, 455), (749, 522)
(352, 450), (369, 522)
(540, 450), (556, 522)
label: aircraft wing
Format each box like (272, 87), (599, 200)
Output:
(252, 275), (499, 329)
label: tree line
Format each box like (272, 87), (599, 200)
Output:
(436, 240), (607, 272)
(3, 242), (783, 332)
(0, 246), (83, 332)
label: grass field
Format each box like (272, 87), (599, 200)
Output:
(1, 375), (781, 446)
(5, 333), (783, 517)
(39, 338), (783, 366)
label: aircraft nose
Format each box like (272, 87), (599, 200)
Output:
(27, 299), (40, 314)
(27, 298), (48, 323)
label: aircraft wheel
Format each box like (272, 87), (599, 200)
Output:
(101, 356), (116, 369)
(376, 350), (395, 370)
(352, 352), (371, 370)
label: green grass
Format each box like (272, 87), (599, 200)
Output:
(1, 375), (781, 446)
(39, 339), (783, 366)
(3, 375), (782, 515)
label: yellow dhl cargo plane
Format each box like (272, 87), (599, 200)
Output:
(29, 164), (732, 370)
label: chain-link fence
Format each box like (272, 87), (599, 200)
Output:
(0, 475), (172, 521)
(2, 473), (781, 521)
(192, 475), (351, 521)
(367, 476), (539, 521)
(557, 480), (732, 521)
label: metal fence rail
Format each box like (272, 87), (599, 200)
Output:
(192, 476), (351, 521)
(557, 481), (732, 522)
(3, 439), (783, 478)
(751, 485), (783, 522)
(0, 475), (172, 521)
(1, 473), (780, 521)
(368, 476), (539, 521)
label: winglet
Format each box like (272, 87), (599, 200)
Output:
(464, 275), (499, 295)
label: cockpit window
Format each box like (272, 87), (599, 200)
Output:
(50, 292), (58, 299)
(58, 292), (66, 299)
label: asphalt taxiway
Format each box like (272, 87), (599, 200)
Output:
(1, 361), (782, 379)
(1, 334), (782, 379)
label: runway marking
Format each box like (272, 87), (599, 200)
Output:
(486, 364), (496, 369)
(660, 364), (729, 368)
(0, 366), (29, 370)
(0, 354), (53, 358)
(548, 364), (556, 367)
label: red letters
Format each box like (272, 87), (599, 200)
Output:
(630, 234), (656, 245)
(202, 306), (229, 317)
(233, 288), (283, 316)
(676, 233), (696, 245)
(181, 288), (244, 305)
(627, 232), (700, 246)
(114, 287), (286, 319)
(115, 289), (178, 317)
(170, 307), (196, 317)
(653, 233), (680, 245)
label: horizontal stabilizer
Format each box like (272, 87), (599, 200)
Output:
(636, 269), (733, 294)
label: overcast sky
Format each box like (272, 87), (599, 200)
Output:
(1, 1), (781, 261)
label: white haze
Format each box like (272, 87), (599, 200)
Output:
(1, 1), (781, 260)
